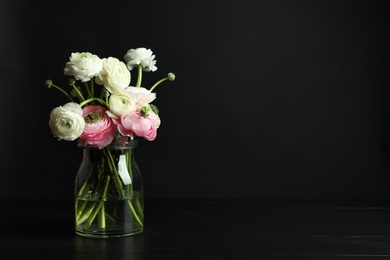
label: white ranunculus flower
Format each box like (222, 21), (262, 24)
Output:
(64, 52), (103, 82)
(108, 92), (135, 116)
(49, 102), (85, 141)
(95, 57), (131, 94)
(124, 48), (157, 72)
(124, 86), (156, 109)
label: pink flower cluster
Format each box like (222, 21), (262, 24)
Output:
(78, 105), (160, 149)
(115, 110), (160, 142)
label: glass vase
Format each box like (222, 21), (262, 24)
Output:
(74, 139), (144, 238)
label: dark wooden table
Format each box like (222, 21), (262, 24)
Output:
(1, 198), (390, 259)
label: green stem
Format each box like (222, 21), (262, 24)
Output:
(135, 198), (144, 219)
(105, 212), (116, 224)
(125, 149), (134, 198)
(149, 77), (169, 92)
(99, 88), (105, 99)
(76, 202), (96, 226)
(77, 162), (95, 199)
(75, 157), (103, 225)
(124, 149), (143, 226)
(90, 78), (95, 97)
(83, 202), (103, 231)
(76, 181), (101, 225)
(98, 175), (111, 229)
(104, 150), (125, 198)
(75, 200), (85, 220)
(126, 200), (144, 227)
(47, 83), (74, 101)
(83, 175), (111, 230)
(84, 82), (93, 100)
(102, 175), (111, 198)
(98, 203), (106, 229)
(79, 97), (107, 107)
(77, 178), (90, 198)
(71, 83), (85, 102)
(105, 149), (143, 227)
(126, 149), (133, 179)
(136, 65), (142, 87)
(75, 162), (96, 224)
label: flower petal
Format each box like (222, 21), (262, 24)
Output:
(118, 155), (132, 185)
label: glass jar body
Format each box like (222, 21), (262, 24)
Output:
(74, 140), (144, 238)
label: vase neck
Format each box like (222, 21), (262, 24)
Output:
(80, 139), (139, 151)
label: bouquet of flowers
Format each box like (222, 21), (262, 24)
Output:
(46, 47), (175, 236)
(47, 47), (175, 146)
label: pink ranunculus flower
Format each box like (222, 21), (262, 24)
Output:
(117, 110), (160, 141)
(78, 105), (117, 148)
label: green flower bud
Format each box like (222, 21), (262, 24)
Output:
(45, 79), (53, 87)
(69, 78), (76, 85)
(168, 73), (175, 81)
(140, 106), (150, 117)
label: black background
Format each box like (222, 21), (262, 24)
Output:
(0, 0), (389, 200)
